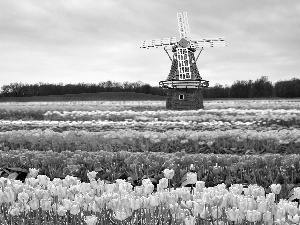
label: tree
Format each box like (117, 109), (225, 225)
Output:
(251, 76), (273, 98)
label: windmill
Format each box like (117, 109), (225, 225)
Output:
(140, 12), (227, 110)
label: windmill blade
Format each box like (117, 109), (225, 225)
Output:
(140, 37), (177, 49)
(177, 12), (190, 38)
(190, 38), (227, 48)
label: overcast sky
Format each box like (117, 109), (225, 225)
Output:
(0, 0), (299, 88)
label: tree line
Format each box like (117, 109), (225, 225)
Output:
(0, 76), (299, 98)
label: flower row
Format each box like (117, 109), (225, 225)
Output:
(42, 109), (300, 125)
(0, 119), (287, 132)
(1, 168), (300, 225)
(1, 99), (300, 120)
(1, 149), (300, 200)
(1, 128), (300, 154)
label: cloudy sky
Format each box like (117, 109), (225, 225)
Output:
(0, 0), (299, 89)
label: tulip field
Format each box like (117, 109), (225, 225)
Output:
(1, 99), (300, 225)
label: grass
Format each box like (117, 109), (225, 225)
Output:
(0, 92), (167, 102)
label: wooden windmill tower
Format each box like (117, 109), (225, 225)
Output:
(140, 12), (227, 110)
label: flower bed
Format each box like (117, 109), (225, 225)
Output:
(1, 168), (300, 225)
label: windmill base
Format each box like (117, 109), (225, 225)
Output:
(166, 88), (204, 110)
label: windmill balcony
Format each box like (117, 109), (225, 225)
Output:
(159, 79), (209, 89)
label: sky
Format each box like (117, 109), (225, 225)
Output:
(0, 0), (299, 89)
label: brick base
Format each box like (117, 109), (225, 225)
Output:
(166, 88), (204, 110)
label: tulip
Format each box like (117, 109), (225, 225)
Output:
(193, 201), (204, 215)
(211, 206), (222, 219)
(2, 190), (13, 203)
(159, 178), (168, 189)
(289, 214), (300, 223)
(169, 203), (180, 215)
(186, 172), (197, 184)
(28, 168), (39, 178)
(149, 194), (160, 207)
(84, 215), (98, 225)
(257, 200), (268, 213)
(229, 184), (243, 195)
(274, 207), (285, 220)
(195, 181), (205, 192)
(70, 202), (81, 215)
(225, 208), (238, 222)
(91, 201), (101, 213)
(157, 191), (167, 204)
(287, 204), (298, 216)
(37, 175), (49, 186)
(238, 198), (247, 212)
(87, 171), (98, 181)
(181, 190), (191, 201)
(218, 195), (226, 209)
(114, 209), (130, 221)
(134, 186), (143, 196)
(266, 193), (275, 203)
(212, 195), (223, 207)
(262, 211), (272, 223)
(52, 178), (63, 186)
(270, 184), (281, 195)
(202, 192), (210, 204)
(48, 185), (58, 197)
(144, 183), (154, 195)
(9, 207), (20, 216)
(199, 206), (210, 219)
(184, 215), (196, 225)
(57, 186), (67, 199)
(94, 196), (104, 208)
(28, 198), (39, 210)
(25, 177), (39, 187)
(79, 183), (91, 193)
(294, 187), (300, 199)
(185, 200), (193, 209)
(274, 218), (286, 225)
(82, 203), (88, 211)
(130, 197), (141, 210)
(57, 206), (67, 216)
(62, 199), (71, 210)
(0, 177), (7, 188)
(40, 199), (52, 211)
(246, 210), (256, 223)
(18, 191), (29, 203)
(236, 208), (246, 223)
(246, 197), (257, 211)
(163, 169), (175, 179)
(121, 196), (131, 209)
(142, 196), (150, 208)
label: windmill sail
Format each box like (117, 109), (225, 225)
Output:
(140, 37), (177, 49)
(190, 38), (227, 48)
(177, 12), (190, 38)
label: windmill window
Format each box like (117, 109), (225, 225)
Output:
(179, 94), (184, 100)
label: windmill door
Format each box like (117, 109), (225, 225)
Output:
(176, 48), (191, 80)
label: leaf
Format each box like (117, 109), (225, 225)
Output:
(7, 172), (19, 180)
(7, 167), (28, 173)
(287, 188), (298, 202)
